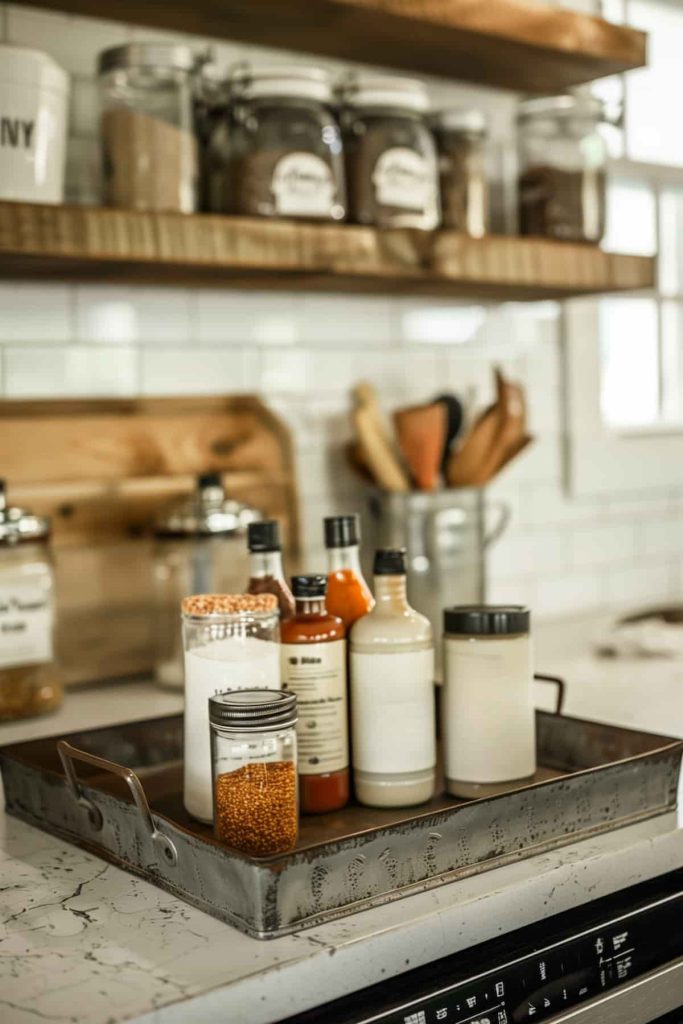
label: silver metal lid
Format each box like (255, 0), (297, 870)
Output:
(154, 473), (261, 538)
(517, 94), (605, 122)
(432, 108), (487, 134)
(231, 64), (333, 103)
(0, 480), (50, 546)
(341, 74), (430, 114)
(209, 689), (297, 730)
(98, 42), (197, 76)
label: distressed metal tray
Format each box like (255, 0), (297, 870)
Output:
(1, 707), (681, 939)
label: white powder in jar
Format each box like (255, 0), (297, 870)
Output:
(183, 635), (281, 823)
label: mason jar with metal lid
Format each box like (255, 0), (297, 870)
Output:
(518, 94), (607, 243)
(341, 75), (440, 229)
(442, 605), (534, 799)
(98, 41), (200, 212)
(210, 688), (298, 856)
(152, 474), (261, 690)
(209, 64), (346, 220)
(0, 481), (61, 721)
(432, 108), (489, 237)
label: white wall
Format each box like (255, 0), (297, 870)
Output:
(1, 4), (682, 620)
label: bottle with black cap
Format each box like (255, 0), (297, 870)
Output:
(246, 519), (295, 620)
(349, 548), (435, 808)
(281, 574), (349, 813)
(324, 514), (374, 629)
(443, 605), (534, 799)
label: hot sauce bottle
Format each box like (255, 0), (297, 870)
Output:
(246, 520), (295, 621)
(280, 575), (349, 813)
(324, 514), (374, 629)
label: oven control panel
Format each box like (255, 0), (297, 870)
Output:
(382, 889), (681, 1024)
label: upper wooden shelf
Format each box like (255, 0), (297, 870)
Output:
(20, 0), (646, 92)
(0, 202), (654, 301)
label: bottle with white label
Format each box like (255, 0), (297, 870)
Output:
(281, 574), (349, 813)
(350, 548), (436, 808)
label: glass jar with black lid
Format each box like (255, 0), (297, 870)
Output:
(208, 64), (346, 221)
(341, 75), (440, 230)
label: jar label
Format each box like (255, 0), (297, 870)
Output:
(372, 146), (433, 212)
(0, 568), (53, 670)
(281, 639), (348, 775)
(350, 647), (435, 774)
(271, 152), (336, 217)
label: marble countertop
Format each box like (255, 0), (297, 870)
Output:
(1, 616), (683, 1024)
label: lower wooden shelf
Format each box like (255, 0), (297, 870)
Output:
(0, 201), (654, 300)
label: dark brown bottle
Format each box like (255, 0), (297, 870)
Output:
(246, 520), (295, 621)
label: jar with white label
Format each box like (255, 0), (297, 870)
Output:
(350, 548), (436, 808)
(341, 75), (440, 229)
(208, 65), (346, 220)
(0, 482), (61, 721)
(443, 606), (535, 799)
(181, 593), (281, 822)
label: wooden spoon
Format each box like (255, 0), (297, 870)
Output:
(393, 402), (447, 491)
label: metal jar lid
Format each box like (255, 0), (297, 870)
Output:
(231, 64), (333, 104)
(98, 42), (197, 76)
(154, 473), (261, 538)
(0, 480), (50, 546)
(209, 689), (297, 730)
(341, 75), (430, 114)
(444, 605), (530, 636)
(431, 108), (487, 135)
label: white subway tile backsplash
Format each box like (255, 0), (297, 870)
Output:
(533, 571), (603, 619)
(6, 5), (127, 76)
(5, 346), (138, 397)
(640, 517), (683, 558)
(75, 286), (139, 344)
(489, 528), (570, 580)
(0, 284), (72, 343)
(259, 349), (309, 394)
(196, 291), (300, 346)
(131, 289), (194, 346)
(70, 76), (99, 137)
(603, 561), (674, 611)
(570, 523), (637, 568)
(301, 295), (394, 347)
(140, 347), (259, 396)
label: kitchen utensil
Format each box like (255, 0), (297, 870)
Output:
(467, 369), (526, 486)
(393, 401), (447, 490)
(433, 392), (464, 474)
(352, 383), (410, 493)
(446, 400), (502, 487)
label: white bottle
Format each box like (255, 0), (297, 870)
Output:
(350, 548), (436, 807)
(443, 605), (535, 799)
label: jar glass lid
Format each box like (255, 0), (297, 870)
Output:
(154, 473), (261, 538)
(0, 481), (50, 546)
(98, 42), (197, 76)
(342, 75), (431, 113)
(232, 64), (333, 103)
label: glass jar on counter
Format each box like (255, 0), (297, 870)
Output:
(0, 482), (61, 721)
(341, 75), (440, 230)
(432, 108), (489, 237)
(208, 64), (346, 220)
(98, 42), (199, 213)
(210, 689), (298, 856)
(152, 474), (260, 691)
(182, 592), (281, 823)
(517, 94), (607, 243)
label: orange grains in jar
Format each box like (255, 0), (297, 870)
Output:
(209, 689), (299, 858)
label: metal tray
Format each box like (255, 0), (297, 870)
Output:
(1, 707), (681, 939)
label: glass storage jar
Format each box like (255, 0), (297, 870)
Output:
(98, 42), (199, 213)
(341, 75), (440, 230)
(182, 593), (281, 823)
(152, 474), (260, 690)
(518, 94), (607, 243)
(0, 481), (61, 721)
(432, 108), (489, 237)
(210, 688), (298, 856)
(208, 64), (346, 220)
(194, 59), (230, 212)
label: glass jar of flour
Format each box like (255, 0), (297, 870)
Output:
(0, 481), (61, 721)
(181, 593), (280, 822)
(442, 606), (534, 799)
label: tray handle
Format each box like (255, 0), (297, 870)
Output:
(534, 673), (566, 715)
(57, 740), (178, 868)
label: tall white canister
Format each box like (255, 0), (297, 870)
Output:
(0, 45), (69, 203)
(443, 605), (535, 798)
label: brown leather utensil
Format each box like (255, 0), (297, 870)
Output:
(393, 402), (447, 491)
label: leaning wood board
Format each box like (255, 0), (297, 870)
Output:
(0, 396), (298, 686)
(12, 0), (646, 91)
(0, 203), (654, 300)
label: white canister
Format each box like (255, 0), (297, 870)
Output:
(0, 45), (69, 203)
(442, 606), (534, 798)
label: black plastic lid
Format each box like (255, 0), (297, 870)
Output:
(209, 689), (297, 730)
(324, 514), (360, 548)
(292, 574), (327, 598)
(444, 605), (530, 636)
(373, 548), (406, 576)
(248, 519), (281, 553)
(198, 471), (222, 489)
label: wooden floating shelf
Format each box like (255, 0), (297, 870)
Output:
(17, 0), (646, 92)
(0, 202), (654, 301)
